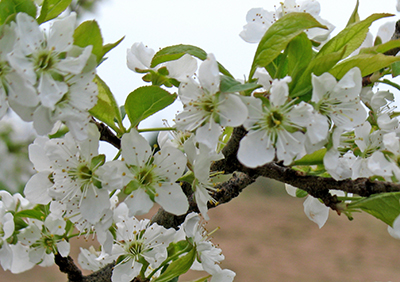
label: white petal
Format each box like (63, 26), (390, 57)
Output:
(127, 42), (155, 71)
(80, 188), (110, 224)
(57, 45), (93, 74)
(195, 120), (222, 149)
(15, 13), (44, 55)
(124, 188), (153, 216)
(112, 261), (142, 282)
(218, 94), (248, 127)
(56, 240), (70, 257)
(38, 73), (68, 110)
(24, 172), (53, 205)
(303, 195), (329, 228)
(10, 243), (35, 273)
(311, 72), (337, 103)
(33, 106), (55, 135)
(153, 146), (186, 182)
(165, 54), (197, 80)
(48, 13), (76, 52)
(155, 183), (189, 215)
(198, 54), (219, 94)
(121, 130), (152, 167)
(237, 130), (274, 168)
(6, 72), (38, 107)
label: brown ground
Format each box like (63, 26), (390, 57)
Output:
(2, 177), (400, 282)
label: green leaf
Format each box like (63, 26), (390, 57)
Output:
(293, 148), (327, 166)
(167, 240), (191, 257)
(290, 49), (345, 98)
(90, 154), (105, 170)
(89, 75), (123, 134)
(219, 75), (260, 93)
(73, 20), (103, 63)
(177, 171), (195, 184)
(37, 0), (71, 24)
(0, 0), (37, 24)
(125, 86), (177, 127)
(392, 61), (400, 77)
(287, 32), (313, 82)
(296, 189), (308, 198)
(346, 0), (360, 27)
(151, 44), (233, 77)
(347, 192), (400, 226)
(153, 247), (196, 282)
(15, 209), (45, 221)
(359, 39), (400, 55)
(250, 12), (327, 78)
(101, 36), (125, 62)
(317, 13), (393, 60)
(329, 53), (400, 79)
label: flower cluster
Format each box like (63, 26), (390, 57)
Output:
(1, 12), (98, 140)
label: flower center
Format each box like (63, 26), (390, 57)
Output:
(34, 49), (59, 74)
(265, 110), (284, 128)
(128, 241), (144, 257)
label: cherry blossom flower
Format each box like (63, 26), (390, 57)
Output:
(106, 129), (189, 216)
(311, 67), (367, 130)
(26, 124), (111, 224)
(111, 216), (175, 282)
(238, 77), (314, 167)
(175, 53), (248, 149)
(239, 8), (275, 43)
(18, 215), (70, 265)
(181, 212), (235, 280)
(7, 12), (97, 138)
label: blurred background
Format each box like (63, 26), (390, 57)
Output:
(2, 0), (400, 281)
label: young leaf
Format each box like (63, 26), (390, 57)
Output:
(359, 39), (400, 55)
(101, 36), (125, 62)
(15, 209), (45, 221)
(151, 44), (233, 77)
(153, 247), (196, 282)
(392, 61), (400, 77)
(287, 32), (313, 81)
(73, 20), (104, 63)
(219, 75), (260, 93)
(317, 13), (393, 60)
(250, 12), (327, 78)
(125, 86), (177, 127)
(37, 0), (71, 24)
(290, 49), (345, 98)
(293, 148), (327, 166)
(347, 192), (400, 226)
(329, 53), (400, 79)
(346, 0), (360, 27)
(0, 0), (37, 25)
(89, 75), (123, 134)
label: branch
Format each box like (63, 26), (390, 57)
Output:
(91, 119), (121, 149)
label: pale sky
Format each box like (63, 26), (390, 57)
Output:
(80, 0), (400, 143)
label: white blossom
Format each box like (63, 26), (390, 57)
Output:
(175, 53), (248, 149)
(238, 77), (314, 167)
(311, 67), (367, 130)
(107, 129), (189, 216)
(111, 216), (175, 282)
